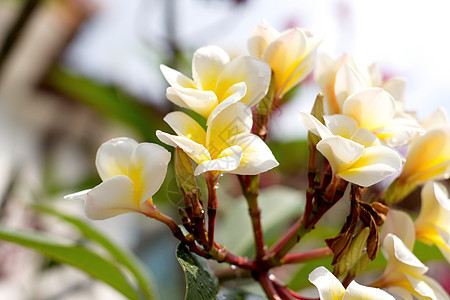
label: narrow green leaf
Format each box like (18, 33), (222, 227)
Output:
(216, 287), (267, 300)
(176, 243), (219, 300)
(33, 204), (158, 300)
(0, 226), (140, 300)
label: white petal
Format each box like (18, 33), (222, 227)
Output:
(160, 64), (195, 89)
(343, 88), (396, 131)
(163, 111), (206, 145)
(225, 133), (279, 175)
(343, 281), (395, 300)
(247, 22), (279, 58)
(308, 266), (345, 300)
(165, 87), (218, 118)
(383, 234), (428, 275)
(156, 131), (211, 164)
(421, 107), (449, 131)
(299, 112), (333, 139)
(95, 137), (138, 181)
(421, 275), (450, 300)
(277, 37), (320, 97)
(338, 145), (403, 187)
(381, 77), (406, 103)
(130, 143), (171, 205)
(385, 287), (413, 300)
(262, 28), (307, 94)
(350, 128), (382, 147)
(207, 102), (253, 154)
(83, 175), (138, 220)
(192, 45), (230, 91)
(194, 145), (243, 175)
(416, 181), (450, 227)
(334, 64), (366, 110)
(404, 274), (440, 300)
(215, 55), (271, 108)
(323, 114), (359, 138)
(381, 209), (416, 251)
(400, 126), (450, 183)
(316, 136), (364, 174)
(207, 82), (247, 127)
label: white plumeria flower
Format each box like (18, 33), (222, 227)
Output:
(299, 112), (403, 187)
(248, 22), (321, 98)
(415, 181), (450, 263)
(315, 54), (406, 115)
(64, 138), (170, 220)
(308, 266), (394, 300)
(156, 102), (278, 176)
(338, 88), (421, 147)
(160, 45), (271, 121)
(397, 125), (450, 185)
(376, 234), (450, 300)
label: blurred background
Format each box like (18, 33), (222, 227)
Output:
(0, 0), (449, 299)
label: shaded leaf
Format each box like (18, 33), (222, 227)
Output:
(33, 204), (158, 300)
(176, 243), (219, 300)
(0, 226), (140, 300)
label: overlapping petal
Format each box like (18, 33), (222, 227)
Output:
(308, 266), (394, 300)
(398, 126), (450, 184)
(65, 138), (171, 220)
(249, 22), (320, 98)
(161, 46), (271, 119)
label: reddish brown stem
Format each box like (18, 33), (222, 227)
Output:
(238, 174), (266, 260)
(258, 272), (282, 300)
(281, 247), (332, 264)
(205, 172), (219, 250)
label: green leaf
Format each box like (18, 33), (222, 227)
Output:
(0, 226), (141, 300)
(33, 204), (158, 300)
(176, 243), (219, 300)
(216, 287), (267, 300)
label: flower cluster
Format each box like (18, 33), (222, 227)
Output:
(65, 21), (450, 300)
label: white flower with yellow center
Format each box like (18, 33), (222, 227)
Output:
(156, 102), (278, 176)
(415, 181), (450, 263)
(300, 110), (403, 187)
(160, 45), (271, 121)
(308, 266), (394, 299)
(248, 22), (321, 98)
(315, 54), (406, 115)
(64, 138), (171, 220)
(375, 234), (450, 300)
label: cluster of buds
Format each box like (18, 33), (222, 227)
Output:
(65, 21), (450, 300)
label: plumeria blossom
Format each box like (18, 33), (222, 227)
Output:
(64, 138), (171, 220)
(396, 125), (450, 185)
(315, 54), (406, 115)
(160, 45), (271, 122)
(299, 111), (403, 187)
(373, 234), (450, 300)
(335, 88), (421, 147)
(248, 22), (321, 98)
(308, 266), (394, 300)
(156, 102), (278, 176)
(415, 181), (450, 263)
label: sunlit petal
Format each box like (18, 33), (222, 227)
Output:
(316, 136), (364, 174)
(192, 45), (230, 91)
(156, 131), (211, 164)
(225, 133), (279, 175)
(343, 281), (395, 300)
(334, 64), (366, 110)
(164, 111), (206, 145)
(95, 137), (138, 181)
(248, 22), (279, 58)
(194, 145), (243, 175)
(308, 266), (345, 300)
(381, 209), (415, 251)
